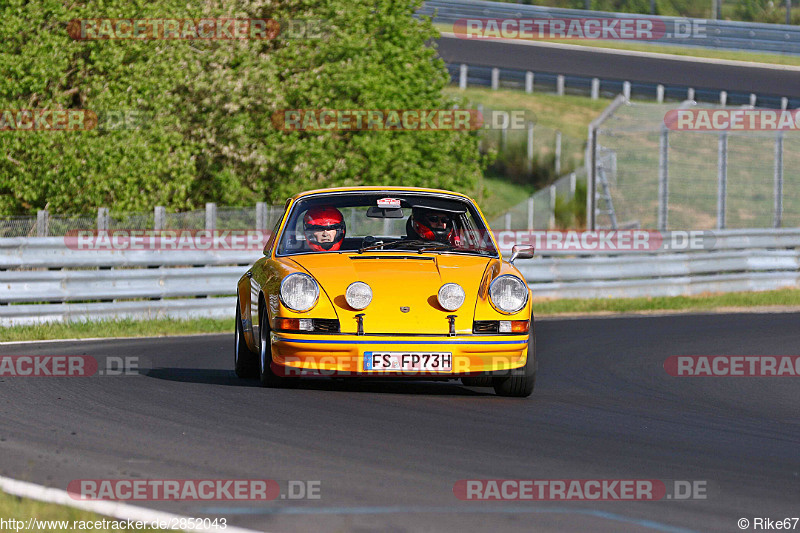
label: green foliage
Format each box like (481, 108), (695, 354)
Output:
(735, 0), (770, 20)
(0, 0), (483, 215)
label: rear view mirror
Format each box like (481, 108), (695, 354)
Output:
(509, 244), (534, 265)
(366, 206), (404, 218)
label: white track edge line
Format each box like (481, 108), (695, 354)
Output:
(0, 475), (263, 533)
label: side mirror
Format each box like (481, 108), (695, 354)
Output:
(509, 244), (534, 265)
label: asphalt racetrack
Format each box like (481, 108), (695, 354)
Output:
(1, 312), (798, 532)
(436, 36), (800, 99)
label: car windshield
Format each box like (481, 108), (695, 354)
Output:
(276, 192), (498, 257)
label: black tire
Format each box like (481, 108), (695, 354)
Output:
(234, 303), (258, 378)
(492, 324), (536, 398)
(258, 302), (296, 388)
(461, 376), (493, 387)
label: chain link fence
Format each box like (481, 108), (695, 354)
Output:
(0, 204), (286, 238)
(476, 103), (585, 187)
(489, 168), (587, 230)
(590, 100), (800, 230)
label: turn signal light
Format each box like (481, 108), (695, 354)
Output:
(499, 320), (529, 333)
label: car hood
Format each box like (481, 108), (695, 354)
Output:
(290, 253), (494, 335)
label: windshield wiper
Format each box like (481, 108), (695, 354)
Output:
(358, 239), (440, 254)
(417, 242), (454, 253)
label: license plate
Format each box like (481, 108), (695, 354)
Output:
(364, 352), (452, 372)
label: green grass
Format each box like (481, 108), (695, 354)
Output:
(475, 172), (537, 220)
(445, 86), (607, 141)
(436, 24), (800, 67)
(0, 490), (163, 532)
(533, 288), (800, 315)
(0, 316), (230, 342)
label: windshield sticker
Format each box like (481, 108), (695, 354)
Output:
(377, 198), (401, 208)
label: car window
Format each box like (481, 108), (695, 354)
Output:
(276, 193), (498, 257)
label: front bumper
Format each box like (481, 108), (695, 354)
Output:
(269, 332), (530, 377)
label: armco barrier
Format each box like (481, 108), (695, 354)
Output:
(421, 0), (800, 55)
(1, 229), (799, 326)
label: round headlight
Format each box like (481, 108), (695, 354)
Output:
(437, 283), (466, 312)
(280, 273), (319, 312)
(489, 275), (528, 314)
(345, 281), (372, 310)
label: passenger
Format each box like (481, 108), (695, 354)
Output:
(407, 206), (458, 245)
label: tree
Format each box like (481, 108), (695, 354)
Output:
(0, 0), (483, 215)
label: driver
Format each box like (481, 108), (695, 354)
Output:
(407, 206), (458, 245)
(303, 206), (345, 251)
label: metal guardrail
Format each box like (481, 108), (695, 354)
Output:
(422, 0), (800, 54)
(447, 63), (800, 110)
(1, 229), (799, 326)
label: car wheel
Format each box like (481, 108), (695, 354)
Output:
(258, 303), (296, 388)
(492, 323), (536, 398)
(234, 303), (258, 378)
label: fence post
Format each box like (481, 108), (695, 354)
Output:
(657, 125), (669, 231)
(526, 121), (534, 175)
(749, 93), (757, 107)
(687, 87), (695, 101)
(570, 172), (577, 197)
(554, 131), (562, 176)
(205, 202), (217, 231)
(501, 119), (508, 152)
(36, 209), (49, 237)
(549, 185), (556, 229)
(623, 81), (631, 100)
(525, 71), (534, 93)
(256, 202), (268, 231)
(527, 196), (534, 230)
(587, 125), (597, 230)
(491, 68), (499, 90)
(591, 78), (599, 100)
(459, 64), (468, 90)
(656, 84), (664, 103)
(719, 91), (728, 106)
(477, 104), (484, 152)
(774, 132), (784, 228)
(781, 97), (788, 110)
(556, 75), (565, 96)
(716, 132), (728, 229)
(97, 207), (109, 231)
(504, 212), (511, 231)
(154, 206), (165, 230)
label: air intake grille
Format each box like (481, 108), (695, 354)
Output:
(313, 319), (340, 332)
(473, 321), (499, 333)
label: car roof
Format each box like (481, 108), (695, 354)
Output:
(289, 186), (475, 203)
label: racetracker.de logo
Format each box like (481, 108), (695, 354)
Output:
(0, 356), (140, 377)
(453, 17), (666, 40)
(664, 109), (800, 131)
(664, 356), (800, 377)
(0, 109), (97, 131)
(67, 18), (281, 40)
(67, 480), (281, 501)
(454, 480), (666, 500)
(64, 229), (271, 251)
(271, 109), (486, 131)
(0, 356), (97, 377)
(491, 230), (714, 252)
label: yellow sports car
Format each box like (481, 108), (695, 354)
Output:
(234, 186), (536, 397)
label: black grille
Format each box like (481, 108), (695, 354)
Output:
(473, 320), (499, 333)
(313, 319), (340, 332)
